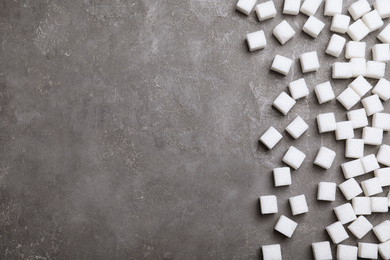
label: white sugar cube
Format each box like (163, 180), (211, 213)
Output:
(331, 14), (351, 34)
(317, 113), (337, 133)
(300, 51), (320, 73)
(374, 168), (390, 187)
(363, 127), (383, 146)
(379, 240), (390, 260)
(388, 191), (390, 206)
(260, 195), (278, 214)
(271, 55), (293, 76)
(362, 94), (384, 116)
(350, 58), (367, 77)
(283, 0), (301, 15)
(300, 0), (322, 16)
(236, 0), (257, 15)
(352, 197), (371, 215)
(283, 146), (306, 170)
(347, 108), (368, 129)
(260, 126), (283, 149)
(372, 78), (390, 101)
(374, 0), (390, 18)
(288, 78), (309, 100)
(303, 16), (325, 38)
(315, 81), (335, 104)
(312, 241), (332, 260)
(358, 243), (378, 259)
(273, 20), (296, 45)
(362, 10), (384, 32)
(377, 144), (390, 166)
(255, 1), (277, 21)
(366, 61), (386, 79)
(318, 182), (337, 201)
(324, 0), (342, 16)
(289, 194), (308, 215)
(373, 44), (390, 62)
(246, 30), (267, 52)
(339, 178), (363, 200)
(347, 19), (370, 41)
(335, 121), (354, 140)
(273, 167), (292, 187)
(274, 215), (298, 238)
(286, 116), (309, 139)
(273, 92), (296, 115)
(361, 154), (380, 173)
(372, 113), (390, 131)
(345, 139), (364, 158)
(345, 41), (366, 59)
(326, 221), (349, 244)
(348, 216), (373, 239)
(337, 245), (358, 260)
(361, 177), (383, 196)
(348, 0), (371, 20)
(373, 220), (390, 242)
(314, 147), (336, 169)
(371, 197), (388, 212)
(348, 75), (372, 97)
(334, 203), (357, 224)
(341, 159), (365, 179)
(326, 34), (346, 57)
(332, 62), (352, 79)
(262, 244), (282, 260)
(378, 24), (390, 43)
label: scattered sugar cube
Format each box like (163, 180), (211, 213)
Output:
(255, 1), (277, 21)
(282, 146), (306, 170)
(315, 81), (335, 104)
(361, 177), (383, 196)
(331, 14), (351, 34)
(300, 51), (320, 73)
(317, 113), (337, 133)
(372, 113), (390, 131)
(303, 16), (325, 38)
(260, 195), (278, 214)
(347, 19), (370, 41)
(246, 30), (267, 52)
(334, 203), (357, 224)
(300, 0), (322, 16)
(374, 0), (390, 18)
(289, 194), (308, 215)
(273, 20), (296, 45)
(362, 10), (384, 32)
(372, 78), (390, 101)
(314, 147), (336, 169)
(345, 41), (366, 59)
(377, 144), (390, 166)
(358, 242), (378, 259)
(283, 0), (301, 15)
(288, 78), (309, 100)
(337, 244), (358, 260)
(273, 92), (296, 115)
(352, 197), (371, 215)
(326, 221), (349, 244)
(374, 168), (390, 187)
(363, 127), (383, 146)
(271, 55), (293, 76)
(286, 116), (309, 139)
(318, 182), (337, 201)
(366, 61), (386, 79)
(324, 0), (342, 16)
(260, 126), (283, 149)
(332, 62), (352, 79)
(312, 241), (332, 260)
(348, 216), (373, 239)
(341, 159), (365, 179)
(350, 58), (367, 77)
(362, 94), (384, 116)
(273, 167), (292, 187)
(335, 121), (354, 140)
(378, 24), (390, 43)
(361, 154), (380, 173)
(347, 108), (368, 129)
(345, 139), (364, 158)
(379, 240), (390, 260)
(326, 34), (346, 57)
(372, 43), (390, 62)
(348, 0), (371, 20)
(373, 220), (390, 242)
(348, 75), (372, 97)
(262, 244), (282, 260)
(236, 0), (257, 15)
(274, 215), (298, 238)
(371, 197), (388, 212)
(339, 178), (363, 200)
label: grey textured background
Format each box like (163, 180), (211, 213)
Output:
(0, 0), (389, 259)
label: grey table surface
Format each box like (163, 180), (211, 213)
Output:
(0, 0), (389, 259)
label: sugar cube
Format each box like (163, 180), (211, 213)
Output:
(350, 58), (367, 77)
(347, 19), (370, 41)
(315, 81), (335, 104)
(388, 191), (390, 206)
(334, 203), (357, 224)
(361, 177), (383, 196)
(286, 116), (309, 139)
(273, 92), (296, 115)
(352, 197), (371, 215)
(362, 127), (383, 146)
(312, 241), (332, 260)
(273, 167), (292, 187)
(271, 55), (293, 76)
(260, 195), (278, 214)
(331, 14), (351, 34)
(314, 147), (336, 169)
(374, 167), (390, 187)
(255, 1), (277, 21)
(324, 0), (342, 16)
(260, 126), (283, 149)
(335, 121), (354, 140)
(366, 61), (386, 79)
(317, 113), (337, 133)
(289, 194), (309, 215)
(300, 0), (322, 16)
(372, 43), (390, 62)
(326, 221), (349, 244)
(345, 41), (366, 59)
(372, 78), (390, 101)
(348, 75), (372, 97)
(348, 0), (371, 20)
(262, 244), (282, 260)
(282, 146), (306, 170)
(377, 144), (390, 166)
(362, 94), (384, 116)
(332, 62), (352, 79)
(345, 139), (364, 158)
(373, 220), (390, 242)
(246, 30), (267, 52)
(236, 0), (257, 15)
(358, 243), (378, 259)
(374, 0), (390, 18)
(379, 240), (390, 260)
(273, 20), (296, 45)
(362, 10), (384, 32)
(337, 245), (358, 260)
(378, 24), (390, 43)
(288, 78), (309, 100)
(326, 34), (346, 58)
(274, 215), (298, 238)
(283, 0), (301, 15)
(361, 154), (380, 173)
(318, 182), (337, 201)
(371, 197), (388, 212)
(300, 51), (320, 73)
(341, 159), (365, 179)
(339, 178), (363, 200)
(348, 216), (373, 239)
(347, 108), (368, 129)
(372, 113), (390, 131)
(303, 16), (325, 38)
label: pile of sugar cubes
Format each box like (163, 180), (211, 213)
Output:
(237, 0), (390, 259)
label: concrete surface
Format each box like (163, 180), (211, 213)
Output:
(0, 0), (389, 259)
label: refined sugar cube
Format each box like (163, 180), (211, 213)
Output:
(315, 81), (335, 104)
(288, 78), (309, 100)
(300, 51), (320, 73)
(345, 41), (366, 59)
(273, 167), (292, 187)
(374, 0), (390, 18)
(314, 147), (336, 169)
(373, 220), (390, 242)
(300, 0), (322, 16)
(347, 19), (370, 41)
(334, 203), (357, 224)
(378, 24), (390, 43)
(324, 0), (342, 16)
(303, 16), (325, 38)
(335, 121), (354, 140)
(260, 195), (278, 214)
(236, 0), (257, 15)
(273, 92), (296, 115)
(273, 20), (296, 45)
(318, 182), (336, 201)
(312, 241), (332, 260)
(262, 244), (282, 260)
(271, 55), (293, 75)
(372, 78), (390, 101)
(337, 245), (358, 260)
(352, 197), (371, 215)
(348, 75), (372, 97)
(326, 221), (349, 244)
(317, 113), (337, 133)
(374, 167), (390, 187)
(371, 197), (388, 212)
(331, 14), (351, 34)
(366, 61), (386, 79)
(358, 243), (378, 259)
(350, 58), (367, 77)
(332, 62), (352, 79)
(255, 1), (277, 21)
(289, 194), (308, 215)
(339, 178), (363, 200)
(326, 34), (346, 57)
(246, 30), (267, 52)
(283, 0), (300, 15)
(274, 215), (298, 238)
(347, 108), (368, 129)
(286, 116), (309, 139)
(348, 216), (373, 239)
(345, 139), (364, 158)
(361, 177), (383, 196)
(377, 144), (390, 166)
(361, 154), (380, 173)
(260, 126), (283, 149)
(379, 240), (390, 260)
(341, 159), (365, 179)
(372, 43), (390, 62)
(362, 94), (384, 116)
(362, 10), (384, 32)
(348, 0), (371, 20)
(363, 127), (383, 146)
(283, 146), (306, 170)
(372, 113), (390, 131)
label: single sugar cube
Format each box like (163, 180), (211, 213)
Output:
(348, 0), (371, 20)
(236, 0), (257, 15)
(326, 221), (349, 244)
(348, 216), (373, 239)
(362, 94), (384, 116)
(331, 14), (351, 34)
(246, 30), (267, 52)
(289, 194), (308, 215)
(300, 51), (320, 73)
(262, 244), (282, 260)
(283, 0), (301, 15)
(372, 78), (390, 101)
(334, 203), (357, 224)
(374, 167), (390, 187)
(324, 0), (342, 16)
(371, 197), (389, 212)
(362, 10), (384, 32)
(361, 154), (380, 173)
(300, 0), (322, 16)
(282, 146), (306, 170)
(259, 126), (283, 149)
(348, 75), (372, 97)
(363, 127), (383, 146)
(335, 121), (354, 140)
(378, 24), (390, 43)
(312, 241), (332, 260)
(273, 20), (296, 45)
(379, 240), (390, 260)
(347, 108), (368, 129)
(288, 78), (309, 100)
(345, 41), (366, 59)
(274, 215), (298, 238)
(352, 197), (371, 215)
(314, 147), (336, 169)
(366, 61), (386, 79)
(341, 159), (365, 179)
(361, 177), (383, 196)
(318, 182), (336, 201)
(358, 243), (378, 259)
(273, 167), (292, 187)
(374, 0), (390, 18)
(255, 1), (277, 21)
(339, 178), (363, 200)
(373, 220), (390, 243)
(271, 55), (293, 75)
(317, 113), (337, 133)
(350, 58), (367, 77)
(303, 16), (325, 38)
(315, 81), (335, 104)
(372, 113), (390, 131)
(332, 62), (352, 79)
(388, 190), (390, 206)
(285, 116), (309, 139)
(372, 43), (390, 62)
(273, 92), (296, 115)
(259, 195), (278, 214)
(345, 139), (364, 158)
(326, 34), (346, 58)
(337, 245), (358, 260)
(377, 144), (390, 166)
(347, 19), (370, 41)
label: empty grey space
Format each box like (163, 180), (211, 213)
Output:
(0, 0), (389, 259)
